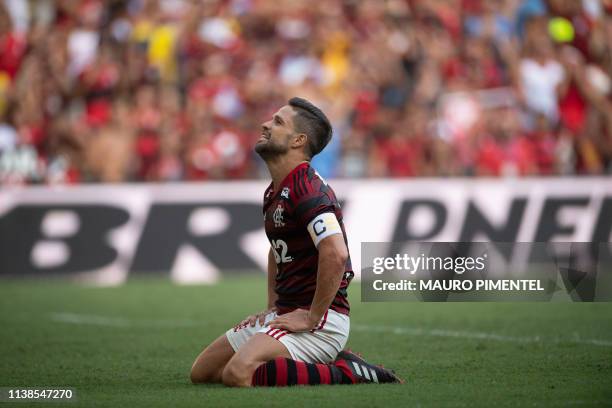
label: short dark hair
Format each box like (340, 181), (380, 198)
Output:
(288, 97), (332, 158)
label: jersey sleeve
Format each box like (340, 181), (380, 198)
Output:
(263, 183), (273, 213)
(294, 191), (343, 247)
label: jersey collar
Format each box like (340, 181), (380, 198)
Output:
(267, 161), (310, 198)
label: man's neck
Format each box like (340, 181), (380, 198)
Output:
(266, 156), (309, 191)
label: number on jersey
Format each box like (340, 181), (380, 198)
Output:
(271, 239), (293, 263)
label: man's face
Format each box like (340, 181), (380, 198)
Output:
(254, 105), (296, 159)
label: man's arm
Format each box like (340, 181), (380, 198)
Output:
(267, 247), (278, 309)
(239, 247), (278, 328)
(307, 234), (348, 325)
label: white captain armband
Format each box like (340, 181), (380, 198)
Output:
(306, 212), (342, 247)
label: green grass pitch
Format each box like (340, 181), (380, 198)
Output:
(0, 276), (611, 407)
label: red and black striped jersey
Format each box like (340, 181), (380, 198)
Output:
(263, 162), (353, 316)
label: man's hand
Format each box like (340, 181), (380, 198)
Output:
(237, 307), (277, 329)
(266, 308), (318, 332)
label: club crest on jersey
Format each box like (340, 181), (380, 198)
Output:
(281, 187), (290, 199)
(273, 204), (285, 227)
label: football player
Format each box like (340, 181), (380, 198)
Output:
(190, 97), (401, 387)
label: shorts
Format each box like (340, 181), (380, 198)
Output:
(225, 309), (350, 364)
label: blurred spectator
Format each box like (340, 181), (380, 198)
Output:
(1, 0), (612, 184)
(518, 16), (564, 122)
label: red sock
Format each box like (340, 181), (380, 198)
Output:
(252, 357), (356, 386)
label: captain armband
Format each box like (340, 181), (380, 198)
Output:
(306, 212), (343, 247)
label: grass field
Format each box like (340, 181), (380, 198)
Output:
(0, 276), (611, 407)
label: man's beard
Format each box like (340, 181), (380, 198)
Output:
(254, 139), (289, 160)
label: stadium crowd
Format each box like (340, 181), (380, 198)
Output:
(1, 0), (611, 183)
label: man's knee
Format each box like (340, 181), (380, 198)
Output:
(222, 357), (257, 387)
(190, 365), (208, 384)
(191, 357), (224, 384)
(191, 334), (236, 384)
(221, 333), (291, 387)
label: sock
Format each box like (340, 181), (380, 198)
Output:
(252, 357), (356, 386)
